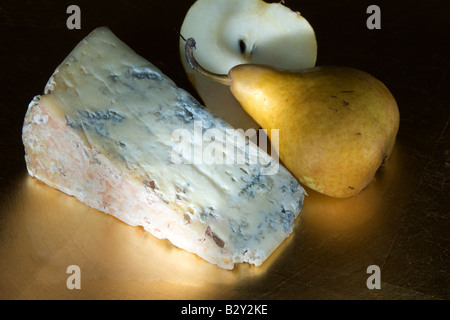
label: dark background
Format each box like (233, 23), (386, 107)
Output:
(1, 0), (449, 299)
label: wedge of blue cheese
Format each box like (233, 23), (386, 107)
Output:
(22, 27), (305, 269)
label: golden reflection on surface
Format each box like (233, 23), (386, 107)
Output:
(301, 141), (402, 237)
(1, 172), (288, 299)
(0, 142), (414, 299)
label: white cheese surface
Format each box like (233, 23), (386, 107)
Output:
(37, 27), (305, 268)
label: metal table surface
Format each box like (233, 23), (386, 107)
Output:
(0, 0), (448, 300)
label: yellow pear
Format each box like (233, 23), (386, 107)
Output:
(184, 38), (400, 198)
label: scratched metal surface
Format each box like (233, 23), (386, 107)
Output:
(0, 0), (448, 299)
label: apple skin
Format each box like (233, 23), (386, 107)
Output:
(179, 0), (317, 131)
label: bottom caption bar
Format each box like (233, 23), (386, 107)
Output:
(181, 303), (268, 316)
(158, 300), (304, 318)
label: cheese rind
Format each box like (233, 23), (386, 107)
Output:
(22, 27), (305, 269)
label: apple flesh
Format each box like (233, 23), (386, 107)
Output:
(179, 0), (317, 131)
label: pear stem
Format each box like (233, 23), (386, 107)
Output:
(184, 38), (232, 86)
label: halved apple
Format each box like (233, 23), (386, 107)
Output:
(179, 0), (317, 131)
